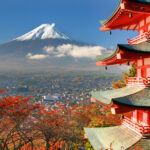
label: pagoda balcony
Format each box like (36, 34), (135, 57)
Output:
(127, 31), (150, 45)
(126, 77), (150, 87)
(123, 116), (150, 137)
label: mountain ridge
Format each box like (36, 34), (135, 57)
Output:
(0, 23), (115, 72)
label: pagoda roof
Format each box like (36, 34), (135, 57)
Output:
(100, 0), (150, 31)
(118, 41), (150, 53)
(129, 0), (150, 4)
(100, 0), (122, 26)
(91, 86), (150, 107)
(84, 125), (142, 150)
(96, 42), (150, 65)
(130, 138), (150, 149)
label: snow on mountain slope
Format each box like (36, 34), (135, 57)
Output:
(0, 23), (118, 72)
(15, 23), (68, 41)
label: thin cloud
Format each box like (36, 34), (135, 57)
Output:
(44, 46), (55, 54)
(43, 44), (109, 59)
(26, 53), (49, 60)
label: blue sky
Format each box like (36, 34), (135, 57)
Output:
(0, 0), (138, 49)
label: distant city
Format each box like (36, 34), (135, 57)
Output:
(0, 72), (120, 109)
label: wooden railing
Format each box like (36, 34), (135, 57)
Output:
(143, 126), (150, 137)
(123, 116), (144, 134)
(127, 31), (150, 44)
(126, 77), (150, 87)
(123, 116), (150, 137)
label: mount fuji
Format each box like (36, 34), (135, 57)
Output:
(15, 24), (69, 41)
(0, 23), (111, 72)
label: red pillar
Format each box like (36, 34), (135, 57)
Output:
(132, 110), (137, 122)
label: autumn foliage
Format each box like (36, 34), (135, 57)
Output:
(0, 90), (41, 150)
(0, 90), (124, 150)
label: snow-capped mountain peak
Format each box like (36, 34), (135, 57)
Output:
(15, 23), (69, 41)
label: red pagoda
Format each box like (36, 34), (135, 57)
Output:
(84, 0), (150, 149)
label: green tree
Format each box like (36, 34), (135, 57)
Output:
(112, 64), (136, 89)
(85, 141), (94, 150)
(122, 64), (136, 83)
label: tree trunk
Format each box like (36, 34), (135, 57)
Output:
(46, 140), (50, 150)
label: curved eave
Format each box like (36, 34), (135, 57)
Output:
(100, 0), (150, 31)
(101, 0), (123, 26)
(91, 86), (150, 108)
(128, 0), (150, 4)
(84, 125), (142, 150)
(96, 42), (150, 66)
(96, 47), (119, 62)
(114, 88), (150, 108)
(119, 42), (150, 53)
(91, 86), (143, 107)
